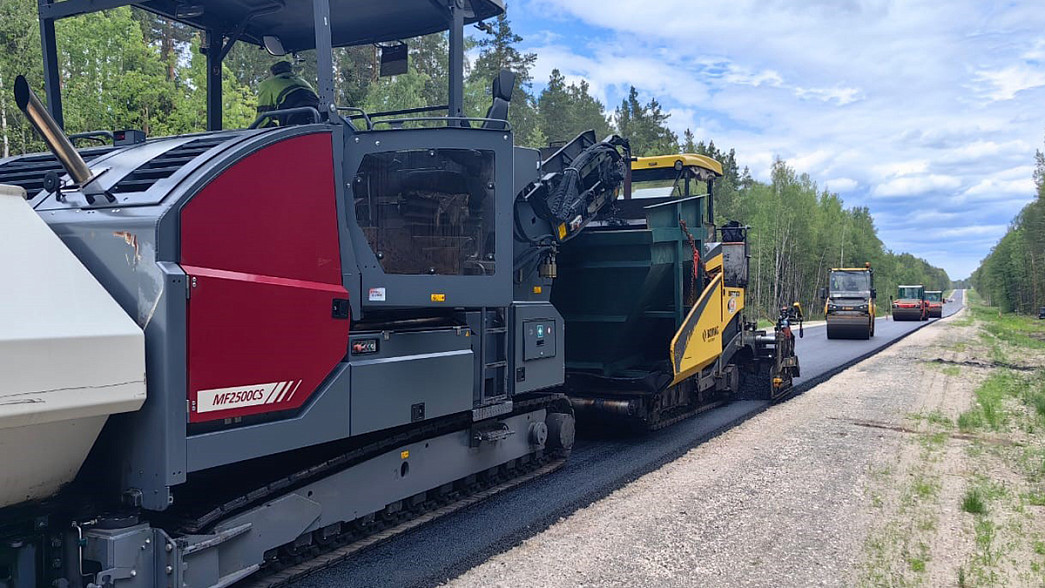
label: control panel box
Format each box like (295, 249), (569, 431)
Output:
(511, 302), (564, 395)
(523, 319), (556, 360)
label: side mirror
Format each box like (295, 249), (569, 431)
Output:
(263, 35), (286, 57)
(870, 288), (877, 299)
(493, 70), (516, 102)
(379, 43), (408, 77)
(818, 287), (827, 300)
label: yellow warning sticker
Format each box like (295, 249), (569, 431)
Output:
(557, 224), (567, 240)
(533, 286), (543, 294)
(431, 293), (446, 302)
(401, 450), (410, 460)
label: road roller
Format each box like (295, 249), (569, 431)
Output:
(821, 264), (877, 339)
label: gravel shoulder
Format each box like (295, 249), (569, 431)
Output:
(449, 314), (967, 587)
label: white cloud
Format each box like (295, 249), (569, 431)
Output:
(723, 66), (784, 88)
(794, 86), (862, 105)
(824, 177), (859, 192)
(932, 225), (1010, 238)
(789, 149), (834, 174)
(872, 175), (962, 198)
(974, 64), (1045, 102)
(963, 178), (1036, 198)
(872, 161), (929, 177)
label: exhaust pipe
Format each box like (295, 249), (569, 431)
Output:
(14, 75), (92, 186)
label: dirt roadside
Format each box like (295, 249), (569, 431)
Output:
(447, 304), (1045, 587)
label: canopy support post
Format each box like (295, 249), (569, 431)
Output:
(37, 0), (64, 129)
(205, 29), (223, 131)
(447, 0), (465, 120)
(312, 0), (335, 121)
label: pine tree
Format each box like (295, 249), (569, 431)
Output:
(613, 86), (679, 156)
(683, 129), (696, 153)
(537, 70), (611, 144)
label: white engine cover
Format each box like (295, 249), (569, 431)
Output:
(0, 184), (146, 507)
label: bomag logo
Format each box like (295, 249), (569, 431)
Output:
(212, 388), (266, 406)
(702, 326), (720, 342)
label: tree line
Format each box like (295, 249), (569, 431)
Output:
(971, 149), (1045, 314)
(0, 2), (949, 319)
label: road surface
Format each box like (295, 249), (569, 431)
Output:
(299, 291), (965, 588)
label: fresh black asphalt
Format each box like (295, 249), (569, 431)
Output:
(299, 293), (964, 588)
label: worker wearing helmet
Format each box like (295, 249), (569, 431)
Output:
(256, 61), (320, 126)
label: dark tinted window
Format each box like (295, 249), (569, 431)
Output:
(354, 149), (496, 276)
(829, 271), (870, 294)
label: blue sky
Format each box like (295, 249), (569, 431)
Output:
(500, 0), (1045, 279)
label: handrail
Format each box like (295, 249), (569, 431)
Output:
(369, 116), (512, 131)
(366, 104), (448, 119)
(247, 107), (322, 129)
(335, 106), (373, 130)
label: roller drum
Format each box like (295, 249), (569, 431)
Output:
(825, 318), (871, 340)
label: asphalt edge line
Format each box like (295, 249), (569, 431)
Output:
(424, 401), (774, 587)
(418, 296), (968, 587)
(787, 298), (966, 399)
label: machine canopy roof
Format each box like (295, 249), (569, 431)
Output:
(130, 0), (504, 52)
(631, 154), (724, 177)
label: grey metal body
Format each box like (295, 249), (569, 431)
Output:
(80, 411), (543, 587)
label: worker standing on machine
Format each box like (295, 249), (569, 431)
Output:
(256, 61), (320, 126)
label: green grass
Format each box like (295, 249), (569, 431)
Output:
(1023, 492), (1045, 507)
(914, 476), (939, 499)
(958, 371), (1016, 432)
(1020, 375), (1045, 427)
(958, 411), (985, 432)
(966, 291), (1045, 350)
(974, 517), (998, 564)
(908, 410), (954, 429)
(963, 487), (988, 514)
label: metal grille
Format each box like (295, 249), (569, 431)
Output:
(110, 135), (230, 194)
(0, 147), (116, 197)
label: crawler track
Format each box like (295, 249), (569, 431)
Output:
(246, 456), (566, 587)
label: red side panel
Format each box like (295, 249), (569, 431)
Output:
(181, 133), (349, 423)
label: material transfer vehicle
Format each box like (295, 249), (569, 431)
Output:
(554, 154), (802, 429)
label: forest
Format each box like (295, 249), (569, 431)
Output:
(0, 2), (950, 321)
(971, 151), (1045, 314)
